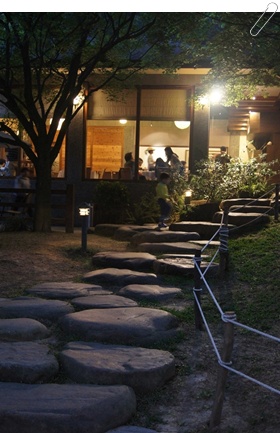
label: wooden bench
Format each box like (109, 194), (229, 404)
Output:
(0, 184), (75, 233)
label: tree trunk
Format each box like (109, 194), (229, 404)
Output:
(34, 152), (52, 232)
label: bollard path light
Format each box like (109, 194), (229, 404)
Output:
(79, 202), (91, 252)
(184, 189), (192, 205)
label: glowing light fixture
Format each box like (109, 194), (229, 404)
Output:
(185, 189), (192, 205)
(209, 88), (223, 105)
(174, 120), (191, 130)
(119, 119), (127, 125)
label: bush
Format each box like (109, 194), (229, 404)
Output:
(189, 156), (278, 202)
(93, 181), (129, 224)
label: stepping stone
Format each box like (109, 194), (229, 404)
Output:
(229, 205), (274, 215)
(0, 382), (136, 433)
(106, 428), (158, 433)
(26, 282), (105, 299)
(169, 221), (226, 239)
(0, 318), (50, 341)
(72, 295), (138, 310)
(94, 224), (124, 237)
(130, 230), (200, 246)
(153, 258), (219, 277)
(60, 307), (180, 346)
(220, 198), (271, 211)
(113, 227), (141, 241)
(60, 341), (175, 394)
(212, 211), (271, 226)
(0, 341), (59, 383)
(83, 268), (160, 288)
(136, 242), (202, 254)
(92, 252), (156, 271)
(119, 284), (182, 302)
(0, 297), (74, 323)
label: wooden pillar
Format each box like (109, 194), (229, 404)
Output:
(189, 101), (210, 174)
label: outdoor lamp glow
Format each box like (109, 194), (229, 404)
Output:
(185, 189), (192, 205)
(79, 206), (90, 216)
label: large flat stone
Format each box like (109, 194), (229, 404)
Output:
(82, 268), (160, 287)
(0, 341), (59, 383)
(130, 230), (200, 246)
(0, 297), (74, 323)
(26, 282), (105, 299)
(91, 252), (156, 271)
(220, 198), (271, 211)
(119, 284), (182, 302)
(153, 258), (219, 277)
(169, 221), (226, 239)
(212, 211), (271, 226)
(72, 295), (138, 310)
(60, 341), (175, 394)
(59, 307), (180, 346)
(0, 382), (136, 433)
(136, 242), (201, 254)
(0, 318), (50, 341)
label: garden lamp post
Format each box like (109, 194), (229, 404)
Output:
(185, 189), (192, 205)
(79, 202), (91, 252)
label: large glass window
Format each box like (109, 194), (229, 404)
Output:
(86, 86), (191, 180)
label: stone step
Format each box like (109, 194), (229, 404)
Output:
(0, 297), (74, 324)
(153, 257), (219, 277)
(169, 221), (235, 239)
(0, 382), (136, 433)
(60, 341), (175, 394)
(118, 284), (182, 302)
(59, 307), (180, 347)
(71, 294), (138, 310)
(92, 252), (156, 271)
(26, 281), (106, 299)
(130, 230), (200, 246)
(135, 242), (202, 255)
(0, 341), (59, 383)
(82, 268), (160, 288)
(228, 205), (274, 215)
(220, 198), (271, 211)
(0, 318), (50, 341)
(106, 427), (158, 433)
(212, 211), (271, 226)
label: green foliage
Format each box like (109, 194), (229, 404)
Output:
(0, 215), (33, 232)
(94, 181), (129, 224)
(168, 171), (189, 221)
(126, 192), (159, 225)
(189, 156), (278, 202)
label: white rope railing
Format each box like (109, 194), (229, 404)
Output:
(192, 237), (280, 397)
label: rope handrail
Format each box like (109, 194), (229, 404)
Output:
(192, 254), (280, 396)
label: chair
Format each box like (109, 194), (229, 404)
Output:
(102, 170), (112, 179)
(119, 167), (132, 180)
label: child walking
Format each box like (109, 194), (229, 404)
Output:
(156, 172), (172, 228)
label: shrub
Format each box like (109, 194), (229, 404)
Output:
(189, 156), (278, 202)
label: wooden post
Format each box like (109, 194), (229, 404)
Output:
(219, 224), (229, 278)
(209, 311), (236, 429)
(275, 184), (279, 221)
(193, 250), (203, 331)
(65, 184), (75, 233)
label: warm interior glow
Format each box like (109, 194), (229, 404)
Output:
(49, 118), (65, 130)
(119, 119), (127, 125)
(174, 120), (190, 130)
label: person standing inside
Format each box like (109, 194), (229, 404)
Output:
(215, 146), (230, 164)
(156, 172), (172, 229)
(146, 147), (155, 171)
(164, 146), (184, 175)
